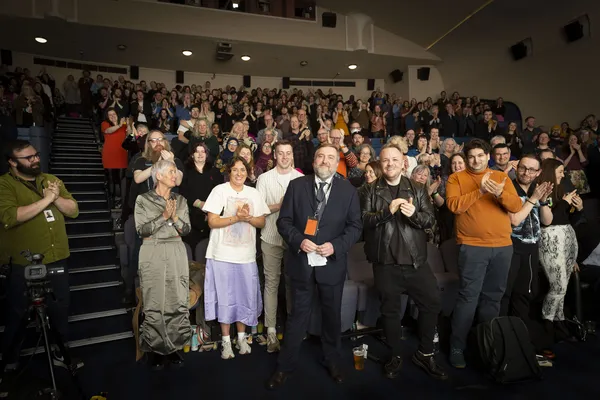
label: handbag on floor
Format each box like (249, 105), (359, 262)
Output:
(476, 316), (542, 384)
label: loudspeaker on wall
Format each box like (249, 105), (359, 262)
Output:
(417, 67), (430, 81)
(282, 77), (290, 89)
(367, 79), (375, 91)
(130, 65), (139, 80)
(243, 75), (251, 88)
(1, 49), (12, 66)
(322, 12), (337, 28)
(389, 69), (403, 83)
(176, 70), (184, 84)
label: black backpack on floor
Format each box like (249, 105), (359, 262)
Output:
(476, 316), (542, 384)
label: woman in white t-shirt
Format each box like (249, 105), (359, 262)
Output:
(202, 156), (270, 360)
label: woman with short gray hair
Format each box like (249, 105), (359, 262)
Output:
(135, 159), (192, 370)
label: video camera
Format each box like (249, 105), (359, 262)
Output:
(21, 250), (64, 293)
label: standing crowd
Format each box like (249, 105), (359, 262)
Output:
(1, 66), (600, 387)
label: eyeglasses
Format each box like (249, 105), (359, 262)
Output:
(148, 138), (165, 143)
(330, 137), (342, 141)
(517, 166), (539, 174)
(14, 153), (41, 162)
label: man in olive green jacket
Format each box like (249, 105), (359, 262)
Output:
(0, 139), (79, 371)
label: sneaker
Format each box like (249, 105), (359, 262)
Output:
(221, 341), (235, 360)
(449, 348), (466, 369)
(384, 356), (403, 379)
(536, 354), (553, 367)
(237, 335), (252, 355)
(266, 332), (281, 353)
(52, 351), (85, 371)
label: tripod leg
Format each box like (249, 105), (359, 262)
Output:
(45, 313), (72, 367)
(1, 305), (34, 371)
(37, 307), (60, 397)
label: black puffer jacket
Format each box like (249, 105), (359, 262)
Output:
(359, 175), (435, 268)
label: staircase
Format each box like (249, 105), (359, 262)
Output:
(48, 117), (132, 350)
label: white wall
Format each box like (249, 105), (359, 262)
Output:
(408, 65), (444, 102)
(12, 52), (385, 98)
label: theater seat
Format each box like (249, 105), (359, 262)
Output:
(307, 279), (358, 335)
(184, 242), (193, 261)
(119, 216), (136, 281)
(346, 242), (408, 327)
(194, 239), (209, 263)
(411, 242), (459, 320)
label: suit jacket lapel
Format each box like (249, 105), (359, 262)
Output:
(304, 176), (317, 213)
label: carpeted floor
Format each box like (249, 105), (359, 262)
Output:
(6, 331), (600, 400)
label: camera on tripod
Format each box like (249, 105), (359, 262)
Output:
(21, 251), (64, 295)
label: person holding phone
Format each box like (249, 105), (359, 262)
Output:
(537, 159), (584, 338)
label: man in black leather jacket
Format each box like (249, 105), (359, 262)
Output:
(360, 143), (447, 381)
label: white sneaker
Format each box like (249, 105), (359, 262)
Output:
(266, 332), (281, 353)
(237, 335), (252, 355)
(221, 341), (235, 360)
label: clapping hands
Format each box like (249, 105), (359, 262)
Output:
(480, 172), (506, 197)
(236, 203), (252, 222)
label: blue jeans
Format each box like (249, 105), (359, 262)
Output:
(450, 245), (512, 350)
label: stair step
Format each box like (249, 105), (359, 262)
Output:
(55, 174), (105, 183)
(73, 209), (112, 220)
(9, 332), (133, 359)
(64, 181), (106, 192)
(53, 153), (101, 160)
(52, 142), (98, 148)
(53, 168), (105, 174)
(70, 282), (123, 314)
(66, 218), (112, 234)
(69, 232), (114, 248)
(69, 245), (116, 267)
(52, 146), (99, 152)
(70, 191), (107, 201)
(53, 132), (95, 138)
(52, 137), (96, 143)
(51, 162), (104, 168)
(77, 200), (109, 211)
(69, 264), (119, 275)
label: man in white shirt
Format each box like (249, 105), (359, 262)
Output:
(256, 140), (303, 353)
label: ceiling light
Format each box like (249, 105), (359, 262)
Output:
(241, 55), (251, 61)
(232, 2), (239, 9)
(348, 64), (357, 70)
(35, 37), (48, 44)
(300, 61), (308, 67)
(117, 44), (127, 51)
(182, 50), (193, 56)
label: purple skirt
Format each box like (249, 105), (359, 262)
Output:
(204, 259), (263, 326)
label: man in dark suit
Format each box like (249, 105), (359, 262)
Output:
(267, 144), (363, 389)
(440, 102), (459, 137)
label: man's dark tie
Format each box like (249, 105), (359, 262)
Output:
(315, 182), (327, 221)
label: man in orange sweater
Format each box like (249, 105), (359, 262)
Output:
(445, 138), (522, 368)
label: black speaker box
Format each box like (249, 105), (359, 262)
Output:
(176, 70), (184, 84)
(243, 75), (251, 88)
(130, 65), (139, 80)
(1, 49), (13, 66)
(389, 69), (403, 83)
(564, 20), (584, 42)
(367, 79), (375, 91)
(322, 12), (337, 28)
(282, 77), (290, 89)
(417, 67), (430, 81)
(510, 42), (528, 61)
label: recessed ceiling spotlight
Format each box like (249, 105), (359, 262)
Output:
(348, 64), (358, 70)
(232, 2), (239, 9)
(35, 37), (48, 44)
(241, 55), (251, 61)
(182, 50), (193, 56)
(117, 44), (127, 51)
(300, 61), (308, 67)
